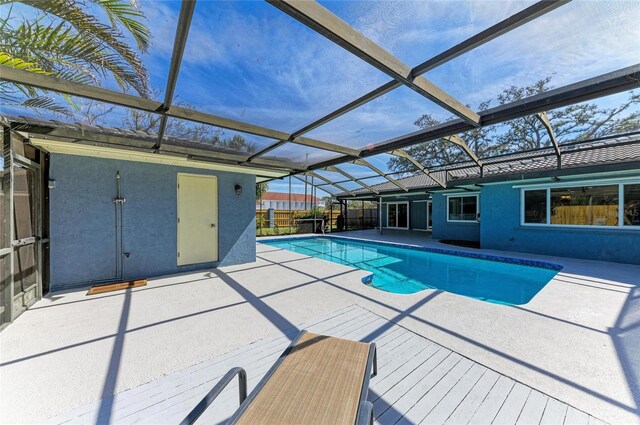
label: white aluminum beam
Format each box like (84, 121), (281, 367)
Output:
(155, 0), (197, 149)
(445, 134), (482, 167)
(305, 171), (356, 196)
(536, 111), (562, 168)
(293, 136), (361, 157)
(388, 149), (446, 188)
(292, 174), (339, 195)
(352, 158), (408, 192)
(324, 165), (380, 194)
(289, 1), (569, 138)
(268, 0), (480, 126)
(0, 67), (362, 159)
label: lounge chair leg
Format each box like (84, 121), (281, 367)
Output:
(372, 344), (378, 377)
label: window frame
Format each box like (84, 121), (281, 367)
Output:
(385, 201), (409, 230)
(445, 193), (479, 223)
(518, 178), (640, 229)
(623, 183), (640, 227)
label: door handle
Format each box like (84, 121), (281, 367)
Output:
(211, 223), (216, 228)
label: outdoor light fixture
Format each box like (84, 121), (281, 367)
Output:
(234, 184), (243, 195)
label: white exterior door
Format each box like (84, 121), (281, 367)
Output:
(177, 174), (218, 265)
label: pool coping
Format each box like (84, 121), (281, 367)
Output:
(258, 234), (564, 272)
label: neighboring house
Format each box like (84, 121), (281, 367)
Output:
(257, 192), (324, 210)
(336, 134), (640, 265)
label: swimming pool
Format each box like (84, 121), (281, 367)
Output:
(261, 236), (561, 305)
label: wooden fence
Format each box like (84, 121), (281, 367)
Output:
(551, 205), (618, 226)
(256, 209), (339, 229)
(256, 208), (378, 235)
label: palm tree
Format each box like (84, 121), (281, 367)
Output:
(0, 0), (150, 115)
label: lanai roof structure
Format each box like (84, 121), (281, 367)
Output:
(3, 2), (640, 424)
(328, 133), (640, 199)
(1, 0), (639, 189)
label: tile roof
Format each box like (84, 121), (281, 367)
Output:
(338, 134), (640, 197)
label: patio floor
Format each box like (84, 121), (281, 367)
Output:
(47, 305), (603, 425)
(0, 230), (638, 424)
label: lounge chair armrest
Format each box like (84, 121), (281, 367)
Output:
(179, 367), (247, 425)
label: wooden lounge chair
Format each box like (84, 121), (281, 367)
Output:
(180, 330), (378, 425)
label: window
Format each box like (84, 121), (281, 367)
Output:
(523, 190), (547, 224)
(386, 202), (409, 229)
(521, 181), (640, 229)
(551, 185), (618, 226)
(624, 184), (640, 226)
(447, 195), (478, 222)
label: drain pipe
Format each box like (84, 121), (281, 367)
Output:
(113, 171), (126, 281)
(379, 196), (382, 234)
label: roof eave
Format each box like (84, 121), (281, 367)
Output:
(450, 161), (640, 186)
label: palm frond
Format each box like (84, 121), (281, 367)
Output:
(0, 84), (73, 117)
(0, 51), (52, 97)
(22, 95), (73, 116)
(0, 51), (50, 74)
(18, 0), (149, 96)
(4, 19), (143, 89)
(91, 0), (150, 52)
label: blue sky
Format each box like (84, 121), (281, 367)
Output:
(2, 1), (639, 195)
(138, 0), (639, 194)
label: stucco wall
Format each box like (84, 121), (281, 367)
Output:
(49, 154), (256, 290)
(379, 193), (481, 240)
(480, 183), (640, 264)
(410, 201), (427, 229)
(431, 192), (480, 242)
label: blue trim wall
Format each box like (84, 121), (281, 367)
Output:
(431, 193), (480, 242)
(49, 154), (256, 290)
(379, 193), (480, 242)
(410, 201), (427, 229)
(480, 183), (640, 265)
(380, 194), (430, 230)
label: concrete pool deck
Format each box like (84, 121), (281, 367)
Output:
(46, 306), (605, 425)
(0, 230), (638, 424)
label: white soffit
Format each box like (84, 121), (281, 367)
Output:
(29, 138), (288, 179)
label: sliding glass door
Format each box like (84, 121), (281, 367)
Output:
(386, 202), (409, 229)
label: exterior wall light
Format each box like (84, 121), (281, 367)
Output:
(235, 184), (243, 195)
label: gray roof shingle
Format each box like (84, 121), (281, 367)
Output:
(339, 134), (640, 197)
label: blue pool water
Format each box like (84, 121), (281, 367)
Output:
(261, 237), (560, 305)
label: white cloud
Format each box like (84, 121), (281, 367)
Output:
(334, 0), (537, 65)
(136, 0), (639, 174)
(425, 1), (640, 105)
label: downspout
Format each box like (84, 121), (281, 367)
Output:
(379, 197), (382, 234)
